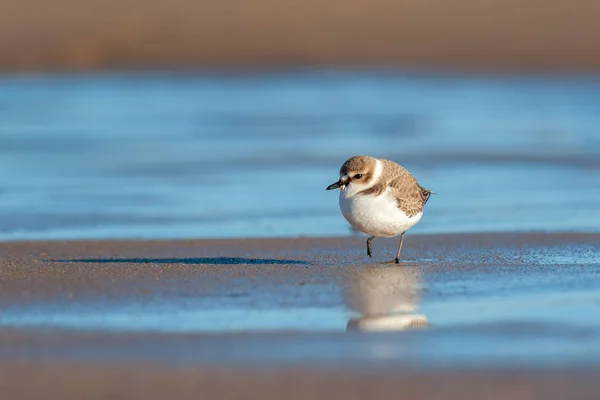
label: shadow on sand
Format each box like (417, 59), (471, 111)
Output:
(49, 257), (309, 265)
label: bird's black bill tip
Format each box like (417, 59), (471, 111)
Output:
(326, 180), (342, 190)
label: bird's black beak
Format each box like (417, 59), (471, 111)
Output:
(326, 180), (343, 190)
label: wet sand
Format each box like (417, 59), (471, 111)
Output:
(2, 362), (600, 400)
(1, 232), (598, 302)
(2, 0), (600, 72)
(1, 232), (600, 398)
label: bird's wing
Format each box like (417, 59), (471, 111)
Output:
(380, 160), (431, 217)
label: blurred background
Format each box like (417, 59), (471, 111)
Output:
(1, 0), (599, 240)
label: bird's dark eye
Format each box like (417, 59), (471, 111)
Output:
(354, 174), (363, 179)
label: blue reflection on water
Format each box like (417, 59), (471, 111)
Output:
(1, 71), (599, 240)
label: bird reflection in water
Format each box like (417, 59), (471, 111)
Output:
(343, 264), (428, 332)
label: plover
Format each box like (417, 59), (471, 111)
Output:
(326, 155), (432, 263)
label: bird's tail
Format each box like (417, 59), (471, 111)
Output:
(420, 186), (435, 204)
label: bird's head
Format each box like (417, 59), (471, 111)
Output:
(326, 155), (380, 197)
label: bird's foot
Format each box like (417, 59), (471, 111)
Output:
(382, 259), (419, 267)
(381, 258), (402, 264)
(366, 237), (374, 258)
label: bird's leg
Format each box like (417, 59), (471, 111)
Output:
(394, 232), (406, 263)
(366, 236), (375, 258)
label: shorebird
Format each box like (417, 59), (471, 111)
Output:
(327, 155), (432, 263)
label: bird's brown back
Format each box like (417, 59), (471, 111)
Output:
(359, 158), (432, 217)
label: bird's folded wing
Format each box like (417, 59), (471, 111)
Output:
(387, 175), (428, 217)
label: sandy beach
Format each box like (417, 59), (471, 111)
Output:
(2, 0), (600, 72)
(2, 0), (599, 395)
(1, 232), (599, 398)
(2, 362), (600, 399)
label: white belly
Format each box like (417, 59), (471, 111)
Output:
(339, 189), (422, 237)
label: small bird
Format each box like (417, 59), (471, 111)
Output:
(326, 155), (432, 263)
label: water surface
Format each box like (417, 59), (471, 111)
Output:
(1, 71), (599, 240)
(1, 234), (600, 367)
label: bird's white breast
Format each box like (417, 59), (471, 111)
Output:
(339, 188), (422, 237)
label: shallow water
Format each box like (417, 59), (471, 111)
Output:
(5, 259), (600, 335)
(1, 71), (600, 240)
(0, 232), (599, 367)
(4, 262), (600, 367)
